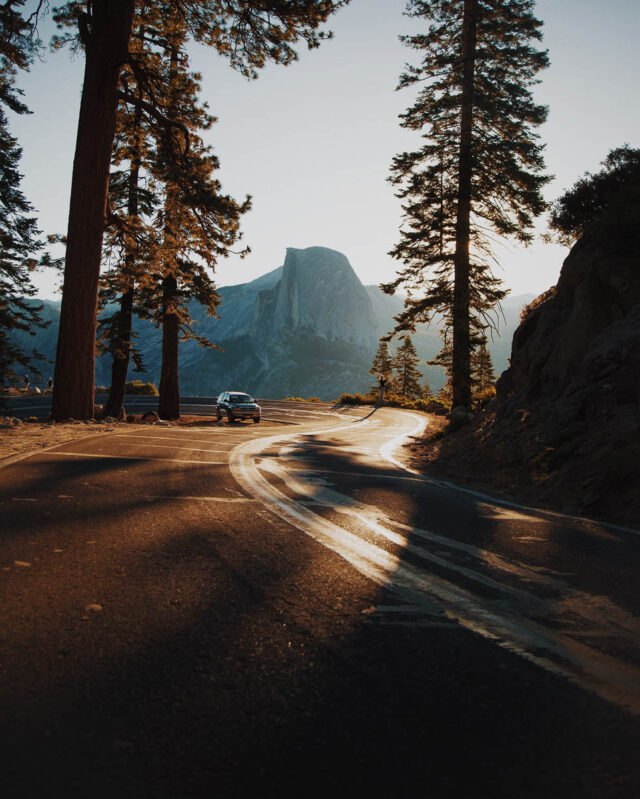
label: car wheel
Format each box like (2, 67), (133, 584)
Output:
(227, 411), (234, 423)
(253, 417), (260, 423)
(216, 409), (222, 421)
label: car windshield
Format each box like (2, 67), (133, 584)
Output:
(229, 394), (253, 404)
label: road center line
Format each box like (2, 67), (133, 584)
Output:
(43, 451), (226, 465)
(108, 441), (229, 453)
(111, 434), (234, 447)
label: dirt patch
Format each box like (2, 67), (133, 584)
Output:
(0, 420), (117, 463)
(0, 414), (284, 463)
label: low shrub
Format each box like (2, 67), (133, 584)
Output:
(339, 392), (377, 405)
(338, 392), (450, 414)
(424, 397), (451, 415)
(283, 396), (323, 402)
(473, 387), (496, 410)
(125, 380), (159, 396)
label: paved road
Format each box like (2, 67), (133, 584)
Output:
(1, 403), (639, 797)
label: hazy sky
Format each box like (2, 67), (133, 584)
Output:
(11, 0), (640, 300)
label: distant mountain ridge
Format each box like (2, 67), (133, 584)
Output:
(11, 246), (534, 399)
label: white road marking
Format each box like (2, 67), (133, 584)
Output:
(44, 451), (226, 465)
(108, 441), (229, 454)
(378, 413), (428, 473)
(229, 410), (640, 716)
(143, 495), (255, 503)
(112, 434), (235, 447)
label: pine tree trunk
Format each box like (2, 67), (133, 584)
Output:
(158, 275), (180, 420)
(51, 1), (135, 421)
(157, 36), (182, 422)
(104, 104), (142, 421)
(451, 0), (478, 410)
(103, 287), (133, 419)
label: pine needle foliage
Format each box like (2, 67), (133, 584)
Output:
(0, 2), (50, 399)
(386, 0), (550, 409)
(470, 339), (495, 393)
(547, 145), (640, 246)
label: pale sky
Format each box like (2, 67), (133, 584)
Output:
(11, 0), (640, 301)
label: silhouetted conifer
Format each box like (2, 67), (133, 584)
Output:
(471, 340), (495, 394)
(391, 335), (422, 399)
(386, 0), (549, 409)
(369, 339), (394, 394)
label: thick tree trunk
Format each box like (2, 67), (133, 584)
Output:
(158, 275), (180, 420)
(103, 287), (133, 419)
(51, 1), (135, 421)
(451, 0), (478, 410)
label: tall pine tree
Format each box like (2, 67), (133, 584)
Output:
(369, 338), (394, 394)
(387, 0), (549, 410)
(471, 339), (495, 395)
(98, 74), (157, 420)
(0, 2), (47, 403)
(149, 9), (250, 419)
(50, 0), (350, 421)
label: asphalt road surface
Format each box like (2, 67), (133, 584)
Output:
(1, 401), (639, 797)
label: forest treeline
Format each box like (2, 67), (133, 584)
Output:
(0, 1), (637, 420)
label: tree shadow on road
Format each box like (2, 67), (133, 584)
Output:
(2, 441), (640, 798)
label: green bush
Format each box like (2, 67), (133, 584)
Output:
(424, 397), (450, 415)
(125, 380), (159, 396)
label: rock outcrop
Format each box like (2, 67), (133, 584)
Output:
(498, 225), (640, 417)
(477, 220), (640, 526)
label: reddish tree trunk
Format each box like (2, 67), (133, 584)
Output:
(158, 275), (180, 420)
(104, 110), (142, 421)
(52, 1), (135, 421)
(451, 0), (478, 410)
(103, 286), (134, 419)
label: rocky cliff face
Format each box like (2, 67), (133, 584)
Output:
(251, 247), (377, 352)
(474, 220), (640, 526)
(498, 224), (640, 420)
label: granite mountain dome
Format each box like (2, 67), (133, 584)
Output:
(250, 247), (378, 355)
